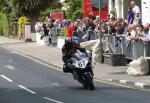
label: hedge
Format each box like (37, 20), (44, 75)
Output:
(0, 12), (10, 37)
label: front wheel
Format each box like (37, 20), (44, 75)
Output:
(84, 73), (95, 90)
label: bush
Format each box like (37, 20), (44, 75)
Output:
(0, 12), (11, 37)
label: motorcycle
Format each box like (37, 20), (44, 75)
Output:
(68, 50), (95, 90)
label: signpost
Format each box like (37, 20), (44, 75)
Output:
(99, 0), (103, 63)
(50, 12), (64, 22)
(89, 0), (107, 63)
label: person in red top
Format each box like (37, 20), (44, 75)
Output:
(68, 22), (79, 37)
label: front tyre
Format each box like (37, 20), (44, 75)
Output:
(84, 73), (95, 90)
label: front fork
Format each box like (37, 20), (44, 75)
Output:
(73, 68), (93, 83)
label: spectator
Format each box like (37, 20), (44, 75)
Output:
(67, 22), (79, 38)
(47, 20), (54, 29)
(110, 9), (117, 19)
(35, 20), (42, 32)
(148, 24), (150, 34)
(143, 24), (150, 42)
(128, 25), (137, 40)
(95, 15), (100, 24)
(88, 12), (96, 21)
(82, 27), (97, 41)
(136, 26), (143, 38)
(108, 17), (116, 34)
(40, 22), (49, 40)
(94, 16), (100, 34)
(53, 19), (61, 29)
(131, 0), (141, 25)
(127, 5), (134, 25)
(82, 18), (88, 33)
(144, 23), (150, 35)
(116, 22), (125, 35)
(86, 18), (95, 32)
(106, 14), (110, 22)
(101, 23), (108, 34)
(45, 16), (50, 26)
(125, 25), (132, 36)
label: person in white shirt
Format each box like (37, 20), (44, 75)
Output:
(131, 0), (141, 25)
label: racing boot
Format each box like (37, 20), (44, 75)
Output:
(63, 64), (68, 73)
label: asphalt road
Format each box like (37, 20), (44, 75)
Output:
(0, 46), (150, 103)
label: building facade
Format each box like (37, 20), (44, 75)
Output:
(142, 0), (150, 24)
(108, 0), (141, 19)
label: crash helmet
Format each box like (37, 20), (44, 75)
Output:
(71, 36), (79, 44)
(65, 37), (72, 43)
(65, 36), (79, 44)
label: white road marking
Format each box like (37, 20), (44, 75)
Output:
(17, 85), (37, 94)
(43, 97), (64, 103)
(5, 65), (15, 70)
(107, 79), (113, 82)
(120, 80), (127, 84)
(51, 82), (61, 87)
(135, 82), (146, 88)
(0, 75), (13, 82)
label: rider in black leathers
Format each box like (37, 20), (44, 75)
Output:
(62, 38), (93, 75)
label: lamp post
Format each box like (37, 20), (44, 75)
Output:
(99, 0), (103, 63)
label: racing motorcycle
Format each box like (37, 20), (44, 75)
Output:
(68, 50), (95, 90)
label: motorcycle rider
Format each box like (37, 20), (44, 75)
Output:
(62, 37), (94, 75)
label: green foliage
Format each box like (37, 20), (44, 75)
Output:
(0, 0), (11, 13)
(41, 8), (61, 17)
(4, 0), (59, 19)
(66, 0), (83, 20)
(0, 0), (61, 37)
(0, 0), (7, 11)
(0, 12), (11, 36)
(72, 10), (83, 21)
(39, 1), (62, 21)
(58, 27), (68, 37)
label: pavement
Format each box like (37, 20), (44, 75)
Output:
(1, 36), (150, 90)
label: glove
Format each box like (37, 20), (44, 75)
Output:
(80, 48), (86, 53)
(67, 63), (72, 68)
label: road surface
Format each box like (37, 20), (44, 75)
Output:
(0, 46), (150, 103)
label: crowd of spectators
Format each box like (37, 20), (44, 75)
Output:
(35, 0), (150, 46)
(34, 16), (71, 45)
(67, 0), (150, 45)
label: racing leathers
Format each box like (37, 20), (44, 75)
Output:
(62, 40), (93, 75)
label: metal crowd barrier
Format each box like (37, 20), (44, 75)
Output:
(47, 28), (59, 46)
(106, 36), (150, 60)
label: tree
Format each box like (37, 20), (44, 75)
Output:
(0, 0), (11, 13)
(0, 0), (60, 37)
(66, 0), (83, 20)
(72, 10), (83, 21)
(8, 0), (58, 18)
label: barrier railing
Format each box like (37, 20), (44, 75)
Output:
(106, 35), (150, 60)
(49, 28), (58, 45)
